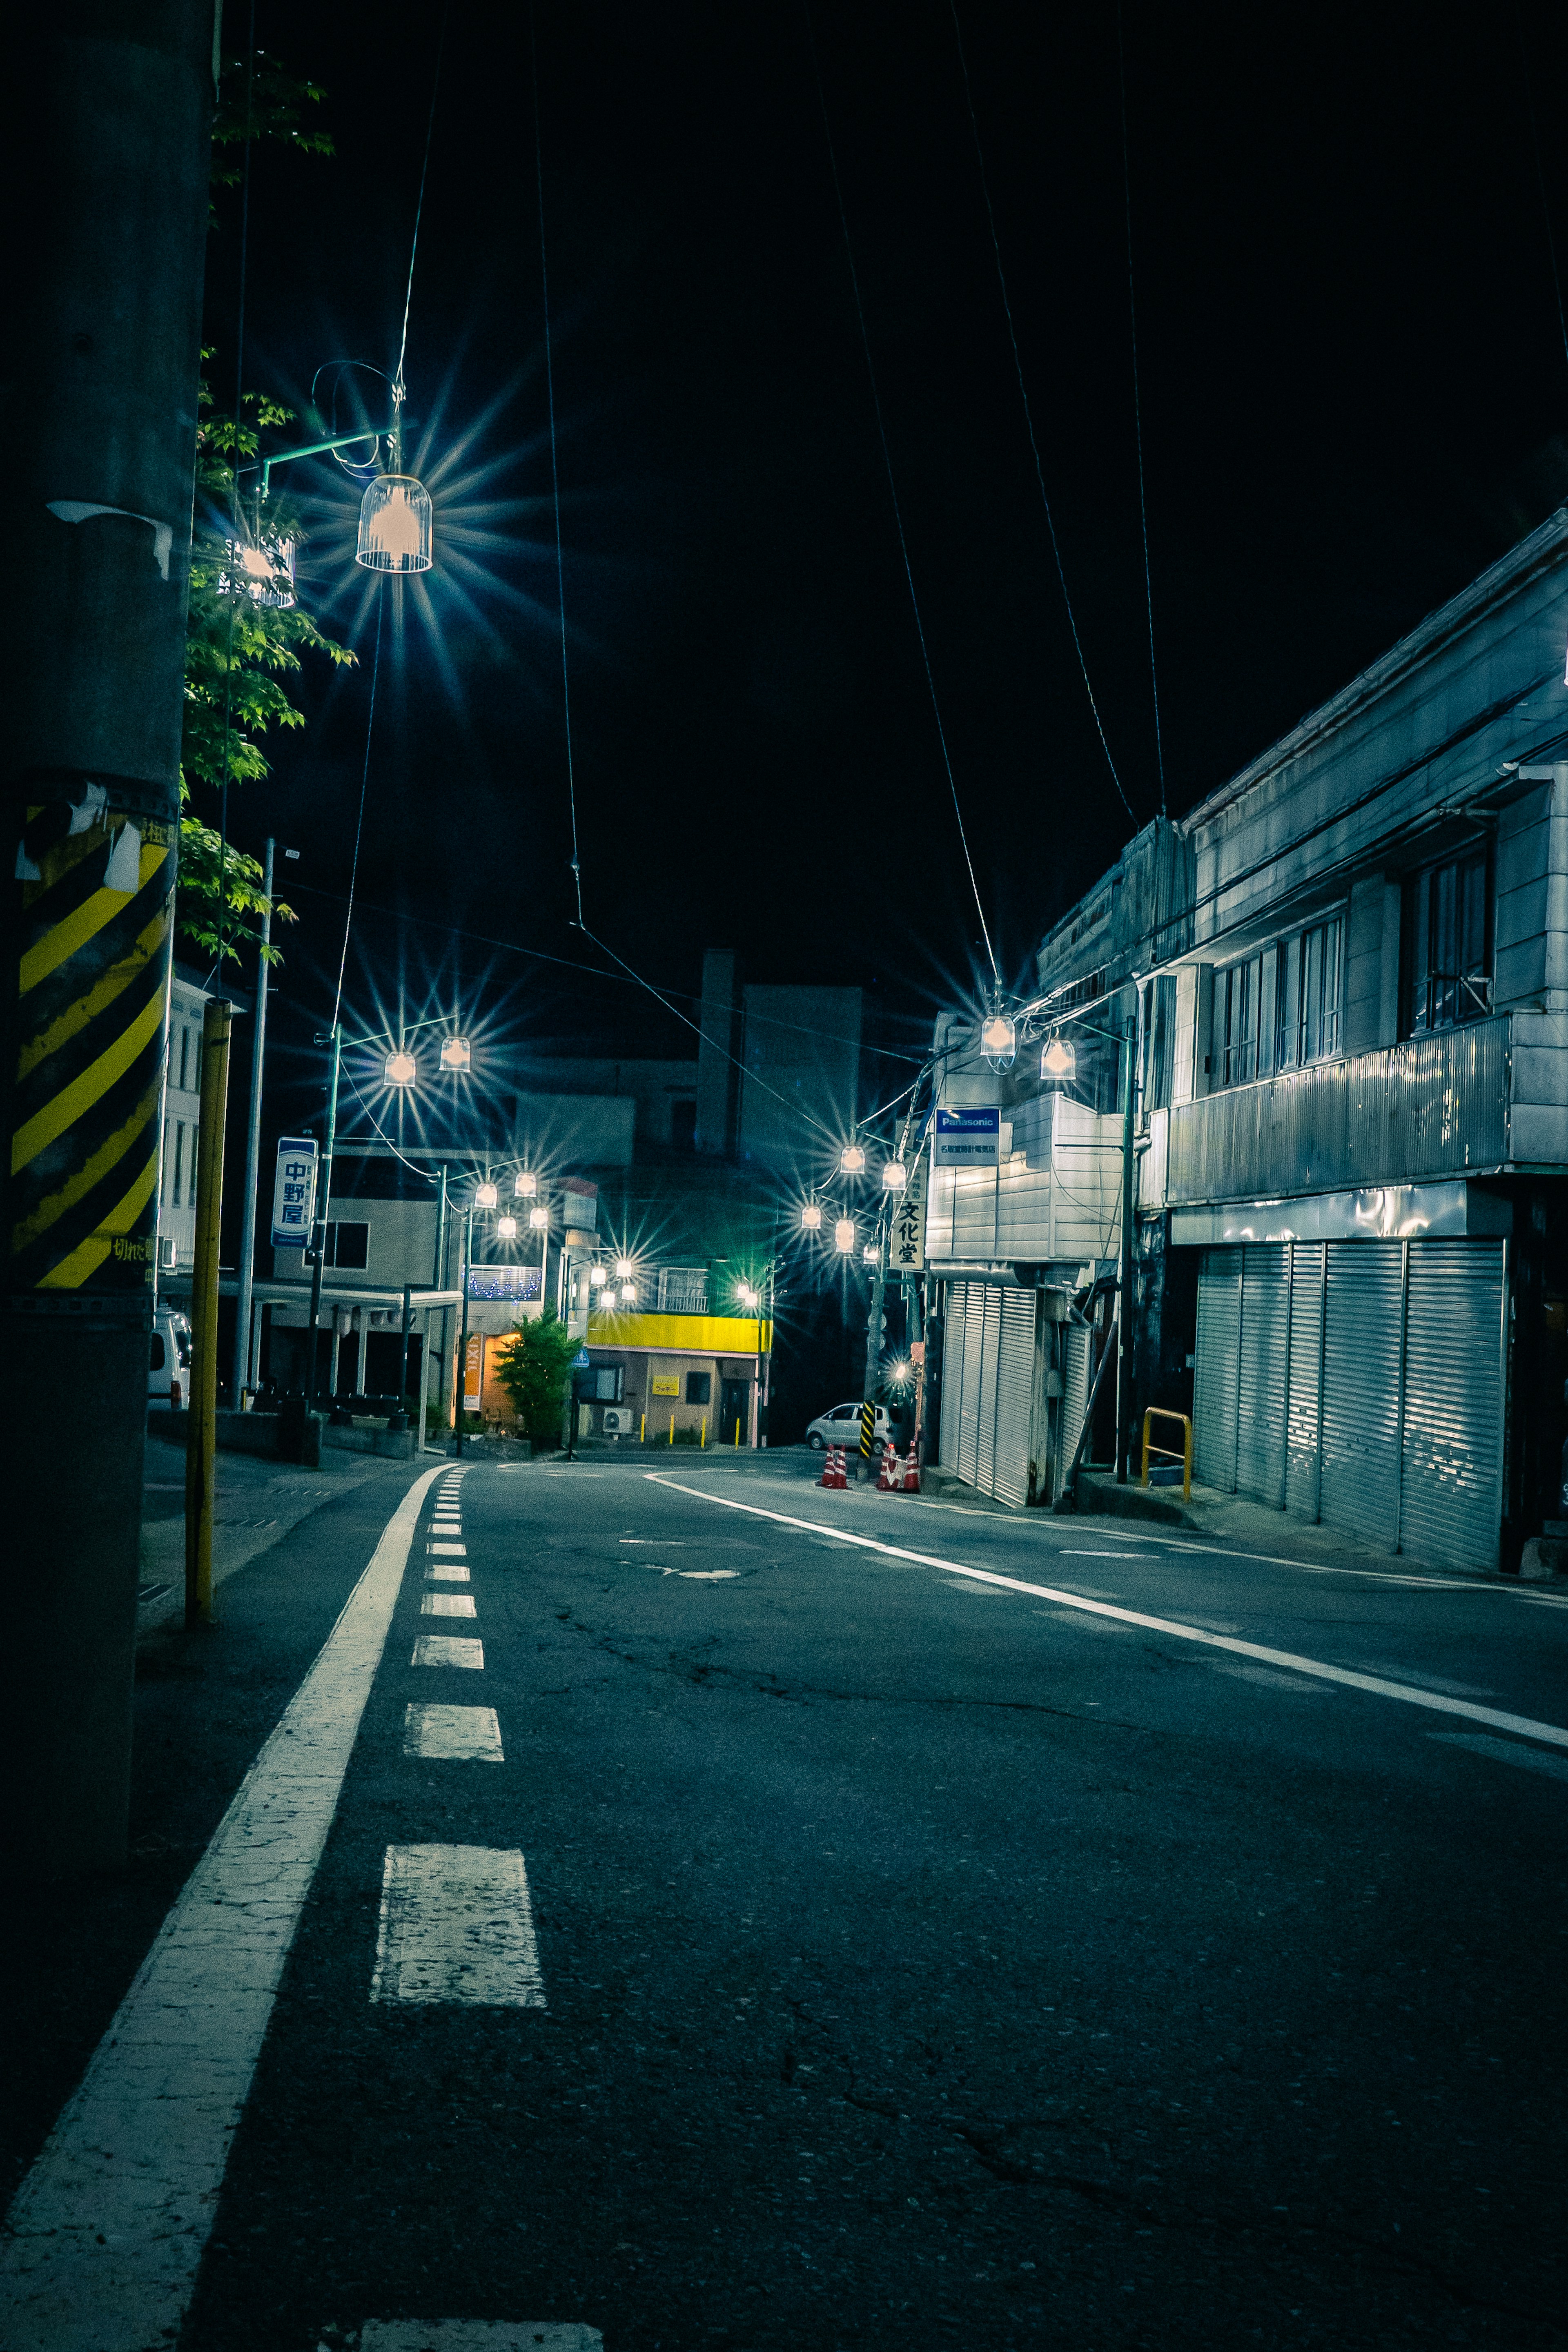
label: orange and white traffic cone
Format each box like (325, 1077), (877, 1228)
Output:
(819, 1446), (834, 1488)
(901, 1443), (920, 1494)
(832, 1446), (848, 1490)
(876, 1446), (895, 1493)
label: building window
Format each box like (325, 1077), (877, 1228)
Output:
(1218, 954), (1263, 1087)
(1405, 845), (1490, 1034)
(1275, 914), (1343, 1070)
(177, 1026), (189, 1092)
(685, 1370), (711, 1406)
(324, 1220), (369, 1270)
(658, 1265), (708, 1312)
(1142, 976), (1176, 1111)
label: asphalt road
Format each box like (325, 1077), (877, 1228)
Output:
(142, 1446), (1568, 2352)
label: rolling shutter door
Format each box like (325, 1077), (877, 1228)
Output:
(940, 1285), (967, 1472)
(1320, 1241), (1403, 1548)
(991, 1287), (1037, 1505)
(974, 1285), (1002, 1496)
(1285, 1243), (1325, 1521)
(1236, 1245), (1289, 1508)
(956, 1284), (982, 1487)
(1399, 1240), (1503, 1572)
(1194, 1248), (1242, 1492)
(1057, 1323), (1091, 1501)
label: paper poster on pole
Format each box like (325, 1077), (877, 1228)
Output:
(270, 1136), (318, 1247)
(933, 1106), (999, 1166)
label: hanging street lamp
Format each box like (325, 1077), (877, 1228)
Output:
(384, 1047), (416, 1086)
(834, 1217), (856, 1254)
(475, 1181), (498, 1210)
(800, 1201), (823, 1232)
(840, 1142), (866, 1175)
(980, 1008), (1017, 1071)
(880, 1156), (907, 1192)
(440, 1036), (472, 1071)
(1040, 1035), (1077, 1091)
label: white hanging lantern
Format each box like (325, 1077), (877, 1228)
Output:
(834, 1218), (855, 1254)
(475, 1181), (499, 1210)
(496, 1215), (517, 1239)
(528, 1204), (549, 1231)
(980, 1011), (1017, 1071)
(880, 1158), (906, 1192)
(440, 1036), (472, 1071)
(840, 1142), (866, 1175)
(514, 1169), (537, 1197)
(356, 473), (433, 573)
(1040, 1036), (1076, 1091)
(384, 1048), (416, 1086)
(800, 1202), (822, 1232)
(862, 1241), (880, 1265)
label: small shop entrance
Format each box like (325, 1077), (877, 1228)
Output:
(720, 1376), (749, 1448)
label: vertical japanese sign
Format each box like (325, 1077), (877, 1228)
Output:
(890, 1148), (928, 1273)
(270, 1135), (318, 1248)
(463, 1331), (484, 1412)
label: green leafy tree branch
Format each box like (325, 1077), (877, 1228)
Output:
(492, 1310), (581, 1447)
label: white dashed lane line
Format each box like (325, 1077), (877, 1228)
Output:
(427, 1564), (471, 1583)
(423, 1591), (477, 1617)
(647, 1473), (1568, 1756)
(404, 1702), (504, 1761)
(371, 1844), (546, 2007)
(413, 1635), (484, 1668)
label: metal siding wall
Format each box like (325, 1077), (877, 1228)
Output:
(957, 1284), (982, 1488)
(940, 1285), (966, 1470)
(1236, 1245), (1289, 1508)
(1193, 1248), (1242, 1491)
(1399, 1241), (1503, 1571)
(1285, 1243), (1325, 1521)
(1057, 1323), (1091, 1501)
(1320, 1242), (1403, 1546)
(991, 1288), (1036, 1505)
(974, 1286), (1001, 1495)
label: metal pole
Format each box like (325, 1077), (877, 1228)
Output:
(399, 1281), (413, 1407)
(861, 1223), (889, 1482)
(232, 835), (273, 1403)
(1115, 1011), (1137, 1483)
(433, 1159), (450, 1434)
(305, 1024), (342, 1402)
(418, 1304), (437, 1452)
(456, 1200), (474, 1454)
(185, 1000), (234, 1627)
(0, 0), (213, 1877)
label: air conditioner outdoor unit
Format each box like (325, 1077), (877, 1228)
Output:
(602, 1407), (632, 1435)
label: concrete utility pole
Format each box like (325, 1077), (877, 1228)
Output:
(0, 4), (214, 1876)
(185, 998), (232, 1624)
(1115, 1009), (1138, 1483)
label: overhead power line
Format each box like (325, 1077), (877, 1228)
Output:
(1116, 2), (1166, 816)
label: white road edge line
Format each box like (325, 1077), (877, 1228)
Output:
(645, 1474), (1568, 1752)
(0, 1461), (445, 2352)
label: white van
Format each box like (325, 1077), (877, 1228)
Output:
(148, 1308), (192, 1411)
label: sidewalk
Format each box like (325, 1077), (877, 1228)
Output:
(137, 1428), (428, 1632)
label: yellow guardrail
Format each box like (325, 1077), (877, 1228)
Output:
(1140, 1406), (1192, 1500)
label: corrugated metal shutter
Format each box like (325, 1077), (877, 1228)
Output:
(974, 1285), (1002, 1495)
(939, 1285), (966, 1472)
(1285, 1243), (1325, 1521)
(1321, 1241), (1403, 1547)
(1399, 1240), (1503, 1572)
(991, 1288), (1037, 1505)
(1194, 1248), (1242, 1492)
(1057, 1323), (1091, 1501)
(1236, 1245), (1289, 1508)
(957, 1283), (985, 1488)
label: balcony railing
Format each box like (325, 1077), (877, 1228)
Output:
(1165, 1014), (1510, 1205)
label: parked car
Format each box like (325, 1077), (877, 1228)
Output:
(805, 1400), (891, 1452)
(148, 1308), (192, 1411)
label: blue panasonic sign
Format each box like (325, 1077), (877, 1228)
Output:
(933, 1105), (1000, 1166)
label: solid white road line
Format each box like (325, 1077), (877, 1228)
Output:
(426, 1564), (471, 1583)
(647, 1474), (1568, 1753)
(412, 1636), (485, 1669)
(404, 1704), (503, 1761)
(422, 1592), (477, 1618)
(0, 1462), (445, 2352)
(370, 1845), (545, 2007)
(1430, 1732), (1568, 1782)
(361, 2323), (601, 2350)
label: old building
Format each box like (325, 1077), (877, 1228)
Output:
(929, 504), (1568, 1570)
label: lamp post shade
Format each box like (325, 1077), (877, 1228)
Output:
(834, 1218), (855, 1254)
(980, 1011), (1017, 1071)
(880, 1158), (906, 1192)
(1040, 1036), (1077, 1090)
(800, 1202), (822, 1232)
(384, 1049), (416, 1086)
(475, 1182), (499, 1210)
(514, 1170), (537, 1196)
(840, 1143), (866, 1175)
(528, 1205), (549, 1231)
(440, 1036), (471, 1071)
(356, 473), (433, 573)
(496, 1215), (517, 1239)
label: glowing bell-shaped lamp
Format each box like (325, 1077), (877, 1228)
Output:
(834, 1218), (855, 1255)
(1040, 1036), (1077, 1092)
(357, 474), (433, 573)
(800, 1203), (822, 1232)
(980, 1010), (1017, 1071)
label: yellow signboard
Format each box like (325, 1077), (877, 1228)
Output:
(650, 1374), (680, 1397)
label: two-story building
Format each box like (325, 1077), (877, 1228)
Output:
(928, 503), (1568, 1571)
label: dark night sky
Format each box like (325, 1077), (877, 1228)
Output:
(208, 2), (1568, 1079)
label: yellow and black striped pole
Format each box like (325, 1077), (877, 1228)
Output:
(2, 0), (212, 1878)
